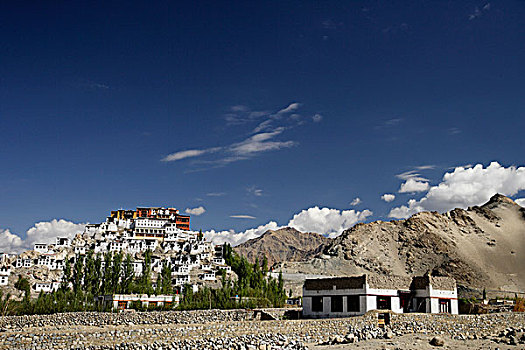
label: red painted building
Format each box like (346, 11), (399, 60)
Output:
(111, 206), (190, 231)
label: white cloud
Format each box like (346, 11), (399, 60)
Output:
(253, 119), (274, 133)
(448, 127), (461, 135)
(399, 179), (430, 193)
(252, 102), (302, 133)
(0, 229), (24, 254)
(277, 102), (301, 115)
(161, 148), (220, 162)
(25, 219), (86, 247)
(247, 186), (263, 196)
(288, 207), (373, 238)
(468, 3), (490, 20)
(163, 127), (295, 167)
(230, 215), (256, 219)
(0, 219), (86, 254)
(230, 128), (295, 156)
(204, 221), (280, 246)
(312, 114), (323, 122)
(381, 194), (396, 202)
(515, 198), (525, 207)
(204, 204), (372, 246)
(469, 7), (481, 20)
(388, 199), (425, 219)
(165, 102), (325, 167)
(350, 197), (361, 206)
(231, 105), (248, 112)
(389, 162), (525, 218)
(375, 118), (404, 129)
(206, 192), (226, 197)
(185, 206), (206, 216)
(396, 170), (429, 182)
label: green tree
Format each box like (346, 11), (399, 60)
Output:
(121, 254), (135, 294)
(61, 257), (72, 291)
(84, 251), (96, 296)
(101, 251), (113, 295)
(72, 255), (84, 294)
(111, 252), (123, 294)
(14, 275), (31, 306)
(92, 253), (102, 296)
(160, 264), (173, 294)
(139, 249), (153, 294)
(261, 255), (268, 275)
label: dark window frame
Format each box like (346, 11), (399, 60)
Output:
(331, 295), (344, 313)
(376, 296), (391, 310)
(312, 296), (323, 312)
(347, 295), (360, 312)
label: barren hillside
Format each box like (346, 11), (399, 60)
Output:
(234, 227), (330, 266)
(275, 194), (525, 292)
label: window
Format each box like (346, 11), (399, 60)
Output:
(377, 296), (391, 310)
(312, 296), (323, 312)
(439, 299), (450, 313)
(331, 296), (343, 312)
(347, 295), (360, 312)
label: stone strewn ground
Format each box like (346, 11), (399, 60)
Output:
(0, 310), (524, 350)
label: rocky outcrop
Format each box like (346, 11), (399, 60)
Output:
(234, 227), (329, 267)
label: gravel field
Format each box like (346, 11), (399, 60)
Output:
(0, 310), (524, 349)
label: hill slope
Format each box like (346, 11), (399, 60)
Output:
(275, 194), (525, 292)
(234, 227), (330, 266)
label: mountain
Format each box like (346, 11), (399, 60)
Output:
(274, 194), (525, 292)
(234, 227), (330, 267)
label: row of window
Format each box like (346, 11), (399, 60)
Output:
(311, 295), (361, 313)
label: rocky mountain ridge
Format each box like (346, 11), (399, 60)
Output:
(249, 194), (525, 292)
(234, 227), (329, 267)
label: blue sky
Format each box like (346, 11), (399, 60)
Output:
(1, 1), (524, 248)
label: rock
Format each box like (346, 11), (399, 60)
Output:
(429, 336), (445, 347)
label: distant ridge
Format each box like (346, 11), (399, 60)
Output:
(234, 227), (329, 267)
(270, 194), (525, 292)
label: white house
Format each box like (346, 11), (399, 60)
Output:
(34, 244), (49, 254)
(0, 266), (10, 286)
(411, 275), (458, 314)
(74, 246), (87, 255)
(0, 275), (8, 286)
(201, 272), (216, 281)
(55, 237), (71, 247)
(175, 275), (190, 285)
(34, 282), (60, 293)
(302, 274), (458, 318)
(96, 294), (179, 310)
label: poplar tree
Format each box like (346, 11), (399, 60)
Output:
(102, 251), (113, 295)
(84, 250), (95, 296)
(111, 252), (123, 294)
(140, 249), (153, 294)
(121, 254), (135, 294)
(61, 257), (72, 291)
(72, 255), (84, 294)
(160, 264), (172, 294)
(92, 253), (102, 296)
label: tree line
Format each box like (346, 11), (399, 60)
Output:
(2, 244), (287, 315)
(9, 249), (172, 315)
(178, 244), (287, 309)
